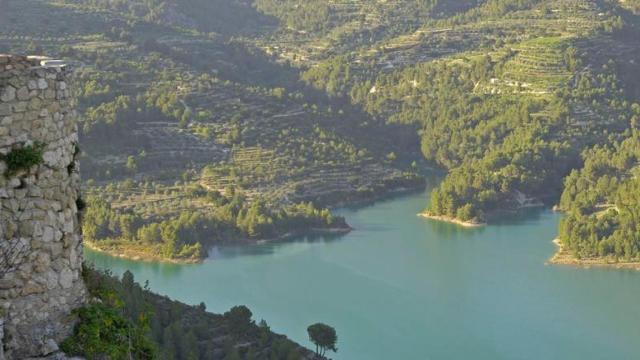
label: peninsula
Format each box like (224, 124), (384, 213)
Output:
(549, 239), (640, 271)
(418, 212), (486, 228)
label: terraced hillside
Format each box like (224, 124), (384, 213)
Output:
(1, 0), (425, 262)
(359, 0), (601, 71)
(251, 0), (640, 263)
(273, 0), (639, 225)
(255, 0), (481, 64)
(3, 0), (639, 266)
(478, 37), (574, 95)
(301, 0), (609, 98)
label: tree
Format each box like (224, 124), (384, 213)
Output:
(307, 323), (337, 357)
(224, 305), (253, 336)
(126, 155), (137, 172)
(122, 270), (135, 292)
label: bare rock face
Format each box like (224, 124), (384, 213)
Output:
(0, 55), (87, 359)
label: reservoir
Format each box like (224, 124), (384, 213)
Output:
(86, 190), (640, 360)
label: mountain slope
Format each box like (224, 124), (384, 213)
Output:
(1, 0), (423, 262)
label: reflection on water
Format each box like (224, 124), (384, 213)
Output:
(208, 233), (346, 260)
(490, 206), (549, 225)
(86, 251), (186, 280)
(424, 218), (486, 238)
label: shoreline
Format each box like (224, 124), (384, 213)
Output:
(548, 238), (640, 271)
(418, 212), (486, 227)
(82, 181), (418, 265)
(84, 240), (201, 265)
(325, 181), (427, 210)
(84, 226), (353, 265)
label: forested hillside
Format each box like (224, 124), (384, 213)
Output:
(556, 134), (640, 262)
(1, 0), (422, 262)
(61, 0), (276, 35)
(247, 0), (640, 263)
(3, 0), (639, 265)
(63, 267), (322, 359)
(294, 0), (639, 224)
(260, 0), (636, 224)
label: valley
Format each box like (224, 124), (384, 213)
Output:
(2, 0), (640, 304)
(4, 0), (640, 359)
(1, 0), (424, 263)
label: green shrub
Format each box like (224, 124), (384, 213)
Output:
(3, 143), (45, 176)
(61, 303), (156, 360)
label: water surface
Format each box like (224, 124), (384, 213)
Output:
(86, 191), (640, 360)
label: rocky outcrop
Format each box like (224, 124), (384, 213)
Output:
(0, 55), (86, 359)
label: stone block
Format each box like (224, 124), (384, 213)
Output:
(16, 87), (29, 101)
(28, 97), (42, 111)
(0, 279), (17, 290)
(58, 269), (73, 289)
(0, 85), (16, 102)
(21, 282), (44, 296)
(42, 226), (55, 243)
(37, 79), (48, 90)
(41, 339), (59, 355)
(0, 103), (11, 116)
(12, 101), (27, 113)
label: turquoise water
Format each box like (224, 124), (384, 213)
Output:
(86, 191), (640, 360)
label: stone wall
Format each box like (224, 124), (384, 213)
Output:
(0, 55), (86, 359)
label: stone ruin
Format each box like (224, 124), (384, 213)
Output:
(0, 55), (86, 359)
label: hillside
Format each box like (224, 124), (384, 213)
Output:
(276, 0), (639, 225)
(7, 1), (640, 359)
(553, 133), (640, 266)
(242, 0), (640, 263)
(1, 0), (424, 262)
(63, 267), (323, 360)
(3, 0), (639, 264)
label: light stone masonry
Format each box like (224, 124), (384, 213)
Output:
(0, 55), (86, 359)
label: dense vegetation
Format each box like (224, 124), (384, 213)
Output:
(82, 185), (347, 261)
(63, 267), (322, 359)
(558, 133), (640, 261)
(292, 0), (638, 225)
(62, 0), (276, 35)
(244, 0), (640, 263)
(421, 49), (634, 222)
